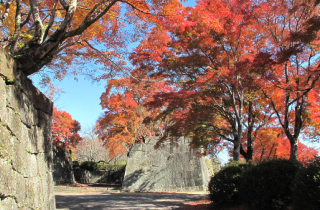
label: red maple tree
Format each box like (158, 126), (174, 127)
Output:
(95, 73), (173, 157)
(95, 0), (320, 163)
(52, 106), (82, 149)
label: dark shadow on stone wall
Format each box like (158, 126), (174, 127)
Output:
(0, 48), (55, 209)
(53, 145), (75, 185)
(73, 167), (125, 184)
(119, 169), (144, 190)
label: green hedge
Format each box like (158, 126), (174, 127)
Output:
(208, 159), (305, 209)
(76, 161), (126, 171)
(239, 159), (300, 210)
(208, 162), (251, 204)
(72, 161), (80, 169)
(292, 158), (320, 210)
(80, 161), (98, 171)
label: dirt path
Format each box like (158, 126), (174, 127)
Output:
(55, 186), (210, 210)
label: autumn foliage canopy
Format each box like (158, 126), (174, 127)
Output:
(96, 0), (320, 163)
(0, 0), (184, 85)
(2, 0), (319, 162)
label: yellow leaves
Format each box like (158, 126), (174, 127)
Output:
(18, 33), (33, 46)
(55, 10), (63, 18)
(206, 66), (213, 71)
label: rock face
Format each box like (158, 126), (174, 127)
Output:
(0, 48), (56, 209)
(52, 145), (75, 185)
(122, 137), (210, 192)
(73, 167), (125, 184)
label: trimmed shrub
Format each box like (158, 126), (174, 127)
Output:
(97, 162), (106, 171)
(72, 161), (80, 169)
(208, 162), (250, 204)
(292, 158), (320, 210)
(239, 159), (300, 210)
(80, 161), (98, 171)
(115, 162), (127, 166)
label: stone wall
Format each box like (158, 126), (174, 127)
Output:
(122, 137), (210, 192)
(53, 145), (75, 185)
(0, 48), (56, 209)
(74, 167), (125, 184)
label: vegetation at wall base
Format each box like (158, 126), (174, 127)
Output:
(239, 159), (300, 210)
(208, 162), (251, 205)
(292, 158), (320, 210)
(208, 159), (315, 210)
(72, 161), (80, 169)
(79, 161), (98, 171)
(74, 161), (126, 172)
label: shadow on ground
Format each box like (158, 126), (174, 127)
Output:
(55, 192), (208, 210)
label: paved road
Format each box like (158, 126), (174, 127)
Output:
(55, 187), (208, 210)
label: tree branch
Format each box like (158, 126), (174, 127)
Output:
(120, 0), (152, 15)
(29, 0), (45, 44)
(43, 0), (58, 41)
(59, 0), (68, 10)
(64, 0), (118, 38)
(10, 0), (22, 53)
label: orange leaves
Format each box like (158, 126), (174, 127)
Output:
(251, 129), (318, 165)
(132, 28), (173, 64)
(96, 75), (171, 157)
(52, 107), (82, 149)
(84, 0), (320, 161)
(0, 0), (186, 79)
(118, 0), (320, 162)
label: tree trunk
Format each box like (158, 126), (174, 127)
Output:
(233, 136), (241, 161)
(246, 143), (253, 161)
(290, 137), (299, 161)
(246, 101), (254, 161)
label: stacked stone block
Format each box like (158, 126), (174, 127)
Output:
(0, 48), (55, 209)
(73, 167), (125, 184)
(52, 145), (75, 185)
(122, 137), (210, 192)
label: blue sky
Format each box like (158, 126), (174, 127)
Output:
(31, 74), (106, 129)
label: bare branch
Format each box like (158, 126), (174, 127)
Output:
(57, 0), (77, 32)
(20, 11), (31, 28)
(59, 0), (68, 10)
(29, 0), (45, 44)
(43, 0), (58, 41)
(10, 0), (22, 53)
(65, 0), (118, 38)
(120, 0), (152, 15)
(55, 40), (83, 55)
